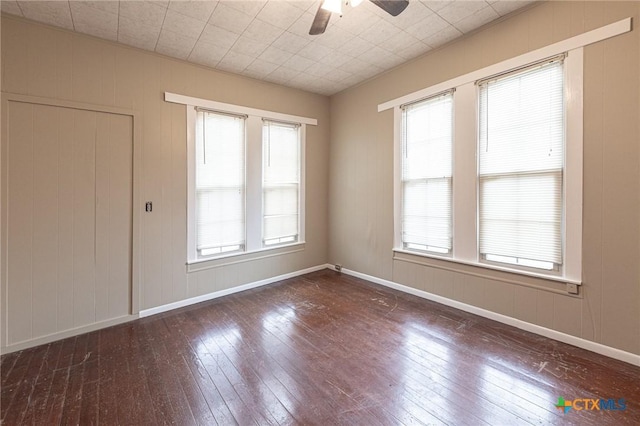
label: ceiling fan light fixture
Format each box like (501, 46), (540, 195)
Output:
(310, 0), (408, 36)
(321, 0), (342, 14)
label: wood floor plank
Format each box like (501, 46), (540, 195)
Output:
(251, 280), (474, 421)
(211, 298), (338, 424)
(142, 318), (198, 424)
(192, 309), (333, 424)
(137, 320), (179, 425)
(182, 349), (237, 426)
(96, 325), (121, 423)
(0, 351), (19, 389)
(181, 315), (276, 425)
(247, 282), (486, 425)
(78, 358), (100, 425)
(224, 282), (490, 426)
(1, 345), (49, 425)
(1, 348), (35, 421)
(21, 340), (64, 425)
(221, 295), (351, 418)
(159, 314), (218, 425)
(2, 269), (640, 425)
(119, 324), (161, 425)
(59, 351), (87, 424)
(44, 367), (71, 425)
(186, 312), (297, 425)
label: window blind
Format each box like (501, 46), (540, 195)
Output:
(195, 110), (246, 255)
(401, 92), (453, 254)
(262, 120), (300, 246)
(478, 59), (564, 268)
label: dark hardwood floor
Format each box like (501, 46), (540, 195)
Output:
(2, 269), (639, 425)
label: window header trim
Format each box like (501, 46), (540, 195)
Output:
(166, 92), (317, 126)
(378, 17), (630, 112)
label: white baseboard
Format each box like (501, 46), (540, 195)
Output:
(1, 264), (330, 355)
(139, 264), (330, 318)
(1, 314), (136, 355)
(333, 265), (640, 367)
(7, 264), (637, 367)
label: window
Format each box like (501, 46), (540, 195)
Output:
(478, 58), (565, 271)
(172, 92), (316, 264)
(384, 20), (634, 284)
(386, 48), (583, 283)
(195, 110), (246, 257)
(262, 120), (301, 246)
(401, 92), (453, 255)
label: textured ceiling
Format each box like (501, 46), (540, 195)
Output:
(0, 0), (535, 95)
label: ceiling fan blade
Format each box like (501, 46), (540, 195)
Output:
(370, 0), (409, 17)
(309, 4), (332, 35)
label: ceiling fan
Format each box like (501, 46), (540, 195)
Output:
(309, 0), (410, 35)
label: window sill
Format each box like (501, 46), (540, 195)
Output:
(393, 248), (582, 286)
(187, 242), (305, 273)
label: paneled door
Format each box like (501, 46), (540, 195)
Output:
(3, 100), (133, 349)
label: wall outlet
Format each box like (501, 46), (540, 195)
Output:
(566, 283), (579, 295)
(335, 264), (342, 272)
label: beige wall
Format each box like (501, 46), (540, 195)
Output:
(1, 15), (330, 329)
(329, 1), (640, 356)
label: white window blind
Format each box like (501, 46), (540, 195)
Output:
(262, 120), (300, 246)
(195, 110), (246, 256)
(401, 92), (454, 254)
(478, 58), (565, 270)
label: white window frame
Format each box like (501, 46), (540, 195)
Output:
(477, 57), (567, 274)
(392, 52), (581, 284)
(383, 18), (632, 285)
(194, 108), (247, 257)
(165, 93), (316, 265)
(400, 91), (455, 256)
(262, 119), (303, 248)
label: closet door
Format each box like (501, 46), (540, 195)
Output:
(4, 101), (133, 347)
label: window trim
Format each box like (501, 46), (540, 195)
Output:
(391, 49), (584, 284)
(166, 93), (316, 265)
